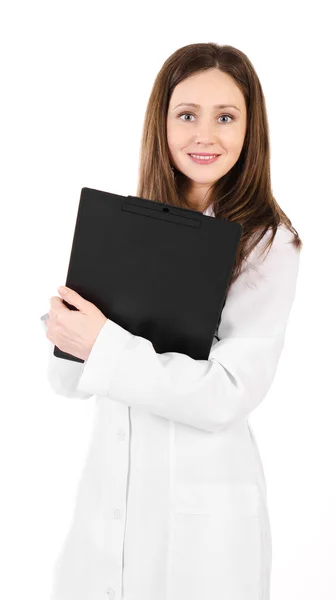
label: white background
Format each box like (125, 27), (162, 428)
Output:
(1, 1), (335, 598)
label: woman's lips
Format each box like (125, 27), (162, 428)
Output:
(188, 153), (221, 164)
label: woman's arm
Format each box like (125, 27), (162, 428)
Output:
(75, 224), (301, 430)
(41, 314), (93, 400)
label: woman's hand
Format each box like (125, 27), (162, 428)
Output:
(45, 286), (108, 361)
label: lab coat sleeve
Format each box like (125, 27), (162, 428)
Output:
(75, 224), (301, 432)
(40, 314), (93, 400)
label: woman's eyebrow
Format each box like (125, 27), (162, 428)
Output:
(172, 102), (241, 112)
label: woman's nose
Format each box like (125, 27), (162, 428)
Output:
(193, 121), (217, 143)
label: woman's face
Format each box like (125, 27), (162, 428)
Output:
(166, 68), (247, 211)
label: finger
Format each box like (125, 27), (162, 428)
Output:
(46, 329), (54, 341)
(50, 295), (67, 310)
(58, 287), (90, 314)
(49, 308), (56, 319)
(48, 298), (67, 325)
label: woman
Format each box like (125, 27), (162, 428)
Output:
(42, 43), (302, 600)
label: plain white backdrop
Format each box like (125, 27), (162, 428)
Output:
(1, 1), (335, 598)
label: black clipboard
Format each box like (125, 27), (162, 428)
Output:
(52, 187), (242, 363)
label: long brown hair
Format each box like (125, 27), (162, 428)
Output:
(136, 43), (302, 289)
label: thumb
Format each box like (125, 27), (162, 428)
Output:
(58, 286), (90, 313)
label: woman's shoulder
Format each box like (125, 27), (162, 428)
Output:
(250, 223), (298, 260)
(242, 223), (300, 287)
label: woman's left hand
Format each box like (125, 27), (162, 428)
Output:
(45, 286), (108, 361)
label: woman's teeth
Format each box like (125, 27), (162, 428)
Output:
(189, 154), (219, 160)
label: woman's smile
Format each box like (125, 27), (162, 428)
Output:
(188, 153), (221, 164)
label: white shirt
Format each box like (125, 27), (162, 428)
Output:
(41, 203), (300, 600)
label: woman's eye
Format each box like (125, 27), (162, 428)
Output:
(219, 114), (233, 124)
(178, 112), (233, 124)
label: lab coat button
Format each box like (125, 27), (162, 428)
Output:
(113, 509), (121, 519)
(105, 588), (115, 599)
(117, 429), (125, 440)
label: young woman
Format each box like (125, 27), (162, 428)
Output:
(42, 43), (302, 600)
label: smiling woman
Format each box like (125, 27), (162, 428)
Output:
(45, 42), (302, 600)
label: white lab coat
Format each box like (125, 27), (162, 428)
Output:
(41, 204), (300, 600)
